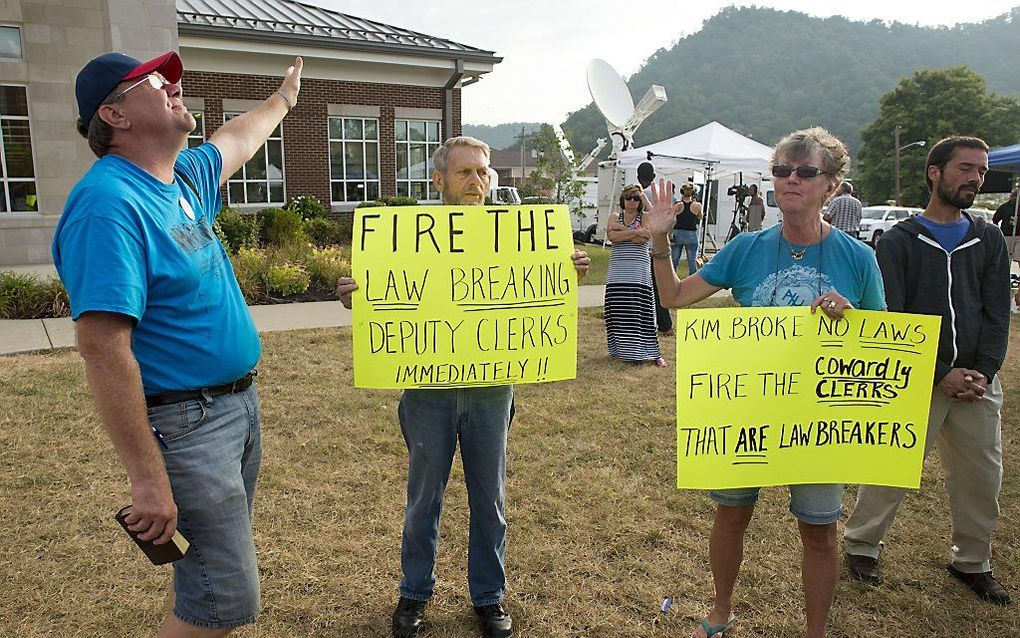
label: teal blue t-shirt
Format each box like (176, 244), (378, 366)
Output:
(698, 225), (886, 310)
(52, 144), (260, 395)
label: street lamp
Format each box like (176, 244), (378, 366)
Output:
(894, 124), (926, 205)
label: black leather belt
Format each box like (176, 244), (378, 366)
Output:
(145, 370), (257, 408)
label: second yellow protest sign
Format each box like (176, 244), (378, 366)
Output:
(351, 205), (578, 389)
(675, 307), (940, 490)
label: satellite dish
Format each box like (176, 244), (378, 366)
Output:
(587, 59), (634, 128)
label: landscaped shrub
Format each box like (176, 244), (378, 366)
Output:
(356, 195), (418, 208)
(214, 208), (260, 254)
(266, 263), (310, 297)
(305, 246), (350, 290)
(257, 207), (306, 247)
(0, 272), (70, 319)
(304, 218), (344, 247)
(230, 247), (271, 302)
(285, 195), (328, 220)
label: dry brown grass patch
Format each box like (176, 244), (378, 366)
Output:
(0, 308), (1016, 636)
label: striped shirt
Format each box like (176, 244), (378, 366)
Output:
(827, 194), (862, 235)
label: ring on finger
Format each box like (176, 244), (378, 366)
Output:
(828, 300), (837, 309)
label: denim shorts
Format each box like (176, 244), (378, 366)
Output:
(147, 383), (263, 629)
(709, 483), (844, 524)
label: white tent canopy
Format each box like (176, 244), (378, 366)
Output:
(617, 121), (773, 176)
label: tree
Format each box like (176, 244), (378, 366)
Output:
(855, 67), (1020, 207)
(524, 124), (585, 208)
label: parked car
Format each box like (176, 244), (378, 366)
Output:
(858, 206), (921, 247)
(967, 207), (995, 223)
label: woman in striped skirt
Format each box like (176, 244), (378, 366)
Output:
(604, 183), (666, 366)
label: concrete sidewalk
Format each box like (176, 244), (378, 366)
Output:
(0, 284), (612, 356)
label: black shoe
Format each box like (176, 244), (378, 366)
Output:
(845, 553), (881, 585)
(392, 597), (427, 638)
(474, 602), (513, 638)
(947, 564), (1012, 605)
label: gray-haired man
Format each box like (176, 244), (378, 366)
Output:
(339, 136), (591, 637)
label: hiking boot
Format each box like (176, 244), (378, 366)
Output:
(947, 565), (1012, 605)
(474, 601), (513, 637)
(392, 597), (427, 637)
(845, 553), (881, 585)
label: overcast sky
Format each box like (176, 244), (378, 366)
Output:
(315, 1), (1018, 125)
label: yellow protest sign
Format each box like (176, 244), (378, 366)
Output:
(675, 307), (941, 489)
(351, 205), (578, 389)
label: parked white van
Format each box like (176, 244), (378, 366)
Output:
(858, 206), (922, 247)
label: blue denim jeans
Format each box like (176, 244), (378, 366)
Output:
(672, 229), (699, 274)
(147, 383), (262, 629)
(397, 386), (514, 606)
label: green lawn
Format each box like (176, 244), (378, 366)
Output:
(0, 309), (1016, 637)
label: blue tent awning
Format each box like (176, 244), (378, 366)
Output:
(989, 142), (1020, 173)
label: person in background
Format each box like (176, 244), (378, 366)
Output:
(745, 184), (765, 232)
(824, 182), (862, 239)
(604, 183), (666, 366)
(672, 182), (703, 275)
(638, 161), (675, 336)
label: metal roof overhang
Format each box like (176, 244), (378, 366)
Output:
(177, 23), (502, 65)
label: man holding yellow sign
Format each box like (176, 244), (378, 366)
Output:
(339, 136), (590, 638)
(643, 128), (886, 638)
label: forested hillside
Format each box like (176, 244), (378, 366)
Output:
(562, 6), (1020, 154)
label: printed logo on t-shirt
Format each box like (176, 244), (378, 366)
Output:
(750, 264), (834, 307)
(169, 220), (217, 255)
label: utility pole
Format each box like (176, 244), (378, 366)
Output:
(514, 127), (528, 188)
(894, 124), (901, 206)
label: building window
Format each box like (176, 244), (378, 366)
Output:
(0, 26), (22, 60)
(187, 112), (205, 149)
(0, 85), (37, 212)
(328, 116), (379, 203)
(224, 113), (284, 205)
(395, 119), (441, 201)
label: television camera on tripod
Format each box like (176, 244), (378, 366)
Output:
(724, 182), (751, 242)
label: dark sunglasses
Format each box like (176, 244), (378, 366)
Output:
(624, 195), (642, 201)
(771, 165), (828, 179)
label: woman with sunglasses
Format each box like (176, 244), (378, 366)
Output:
(604, 183), (666, 366)
(642, 128), (886, 638)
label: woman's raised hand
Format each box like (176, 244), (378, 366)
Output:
(641, 177), (676, 236)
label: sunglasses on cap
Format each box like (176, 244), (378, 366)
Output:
(624, 195), (642, 201)
(111, 74), (170, 100)
(771, 164), (828, 179)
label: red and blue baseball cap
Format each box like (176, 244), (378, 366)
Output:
(75, 51), (183, 124)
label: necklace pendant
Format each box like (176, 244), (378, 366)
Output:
(789, 247), (807, 260)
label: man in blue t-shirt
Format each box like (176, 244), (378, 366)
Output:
(53, 50), (302, 635)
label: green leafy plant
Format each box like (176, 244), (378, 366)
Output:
(230, 247), (271, 302)
(304, 246), (350, 291)
(285, 195), (328, 221)
(214, 208), (261, 254)
(0, 272), (69, 319)
(257, 207), (307, 247)
(304, 218), (345, 247)
(356, 195), (418, 208)
(266, 263), (310, 297)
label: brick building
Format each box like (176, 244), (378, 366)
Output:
(0, 0), (500, 266)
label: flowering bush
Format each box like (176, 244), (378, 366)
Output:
(266, 263), (310, 297)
